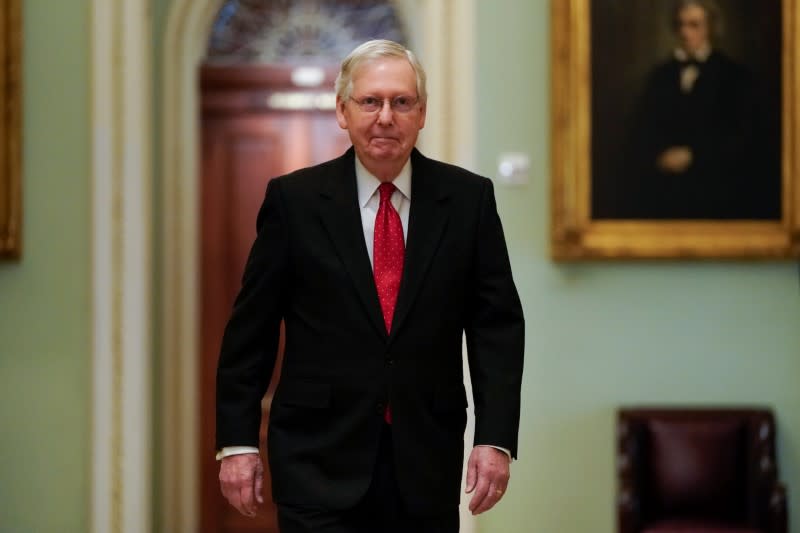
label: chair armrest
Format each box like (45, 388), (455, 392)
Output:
(767, 482), (788, 533)
(618, 485), (640, 533)
(617, 417), (642, 533)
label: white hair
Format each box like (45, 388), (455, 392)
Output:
(335, 39), (427, 103)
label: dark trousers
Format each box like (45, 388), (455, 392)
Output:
(277, 424), (459, 533)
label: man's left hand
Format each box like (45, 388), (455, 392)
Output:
(465, 446), (511, 515)
(657, 146), (693, 174)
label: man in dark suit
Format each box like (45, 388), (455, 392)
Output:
(215, 39), (524, 533)
(622, 0), (777, 219)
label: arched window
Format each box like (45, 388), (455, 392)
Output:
(207, 0), (407, 64)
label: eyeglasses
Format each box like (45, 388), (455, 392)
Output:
(348, 95), (419, 114)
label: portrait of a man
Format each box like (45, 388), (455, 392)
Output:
(590, 0), (782, 220)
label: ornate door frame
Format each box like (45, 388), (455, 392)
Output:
(91, 1), (477, 532)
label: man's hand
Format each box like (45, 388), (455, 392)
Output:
(219, 453), (264, 517)
(465, 446), (511, 515)
(657, 146), (693, 174)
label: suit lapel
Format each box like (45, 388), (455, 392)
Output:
(390, 149), (450, 340)
(318, 148), (387, 338)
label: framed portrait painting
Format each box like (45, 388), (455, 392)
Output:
(0, 0), (21, 259)
(551, 0), (800, 259)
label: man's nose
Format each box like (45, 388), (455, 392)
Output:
(376, 100), (394, 124)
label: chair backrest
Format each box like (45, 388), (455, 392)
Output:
(618, 408), (778, 528)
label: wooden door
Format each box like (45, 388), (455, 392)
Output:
(200, 64), (352, 533)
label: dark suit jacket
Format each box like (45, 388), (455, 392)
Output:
(620, 51), (779, 219)
(216, 147), (524, 514)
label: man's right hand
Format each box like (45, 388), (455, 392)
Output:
(219, 452), (264, 517)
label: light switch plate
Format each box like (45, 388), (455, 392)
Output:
(497, 153), (530, 185)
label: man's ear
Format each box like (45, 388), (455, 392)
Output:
(335, 97), (349, 130)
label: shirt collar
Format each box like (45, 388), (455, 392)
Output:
(355, 156), (412, 208)
(674, 44), (711, 63)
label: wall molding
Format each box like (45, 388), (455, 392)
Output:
(90, 1), (152, 533)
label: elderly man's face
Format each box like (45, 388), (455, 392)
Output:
(336, 57), (426, 175)
(677, 4), (710, 53)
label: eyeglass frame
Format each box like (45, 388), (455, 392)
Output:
(347, 95), (421, 114)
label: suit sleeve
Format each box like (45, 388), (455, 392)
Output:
(465, 178), (525, 458)
(216, 177), (290, 450)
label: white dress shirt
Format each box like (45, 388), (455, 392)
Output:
(355, 155), (411, 266)
(217, 156), (509, 462)
(674, 44), (711, 93)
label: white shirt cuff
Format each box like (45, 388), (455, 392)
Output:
(215, 446), (259, 461)
(217, 444), (511, 462)
(476, 444), (513, 462)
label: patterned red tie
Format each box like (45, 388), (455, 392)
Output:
(373, 182), (404, 424)
(374, 182), (405, 332)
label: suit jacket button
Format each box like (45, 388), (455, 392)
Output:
(386, 358), (394, 366)
(376, 402), (384, 415)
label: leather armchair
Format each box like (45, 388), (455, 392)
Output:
(617, 408), (788, 533)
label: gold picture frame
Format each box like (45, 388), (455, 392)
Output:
(551, 0), (800, 260)
(0, 0), (21, 259)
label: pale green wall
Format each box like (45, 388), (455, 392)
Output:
(1, 1), (796, 532)
(476, 1), (800, 532)
(0, 1), (91, 532)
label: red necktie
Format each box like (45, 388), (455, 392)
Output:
(373, 182), (405, 333)
(373, 182), (404, 424)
